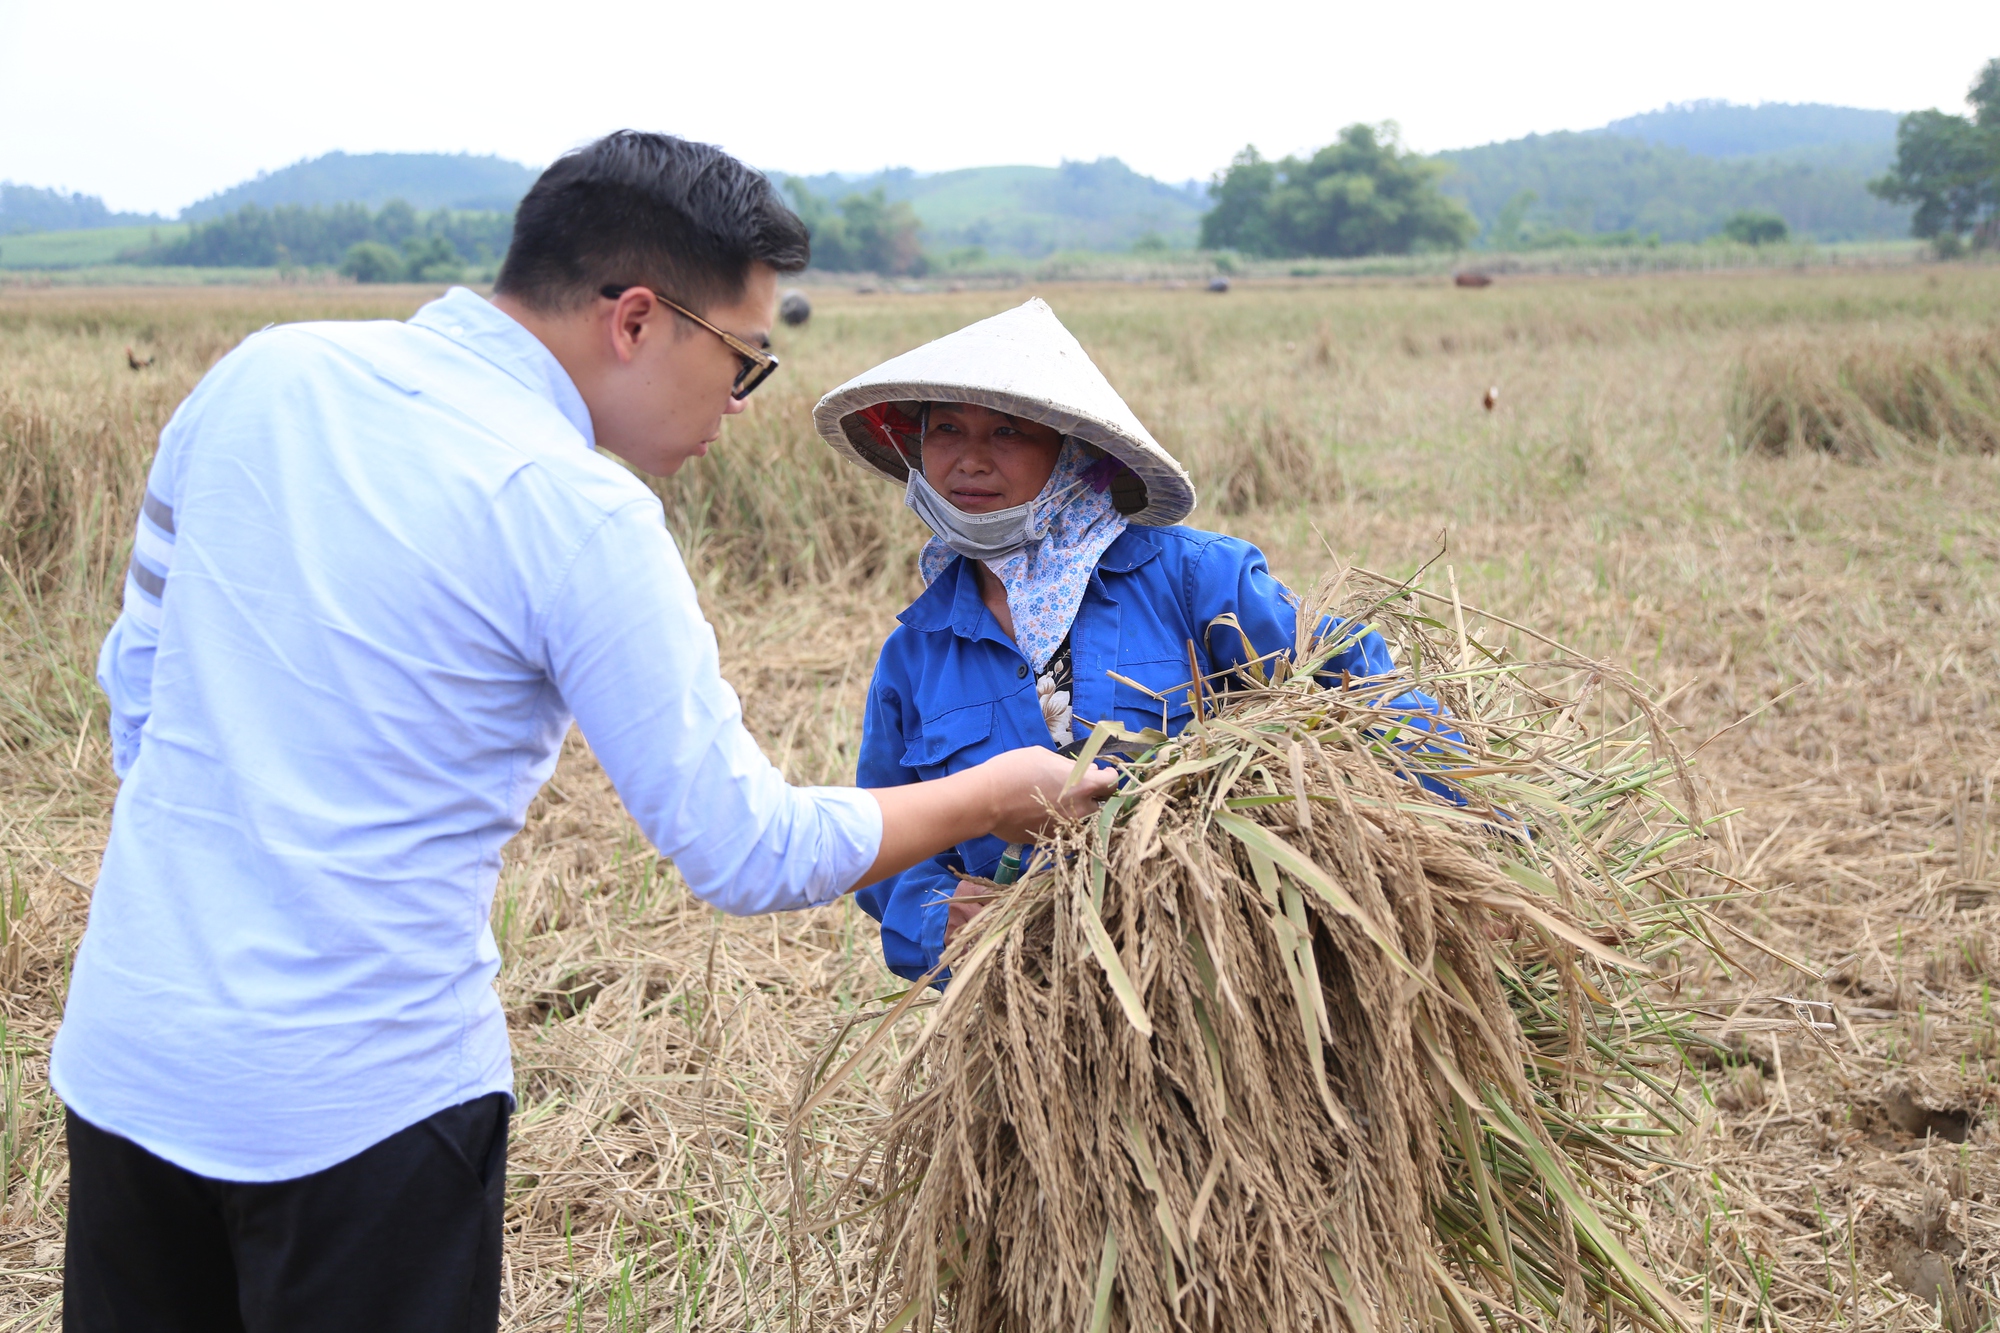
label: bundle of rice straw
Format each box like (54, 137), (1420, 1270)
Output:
(795, 567), (1738, 1332)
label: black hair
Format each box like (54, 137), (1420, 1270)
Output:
(494, 131), (810, 314)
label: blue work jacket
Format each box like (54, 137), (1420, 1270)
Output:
(854, 524), (1444, 983)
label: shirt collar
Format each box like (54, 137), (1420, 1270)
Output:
(408, 287), (596, 448)
(1092, 527), (1160, 574)
(897, 554), (1010, 644)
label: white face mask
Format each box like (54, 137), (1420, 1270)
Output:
(904, 458), (1084, 564)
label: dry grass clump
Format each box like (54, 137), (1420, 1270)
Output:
(801, 572), (1741, 1332)
(1731, 331), (2000, 459)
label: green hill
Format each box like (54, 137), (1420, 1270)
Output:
(785, 159), (1206, 256)
(1436, 131), (1910, 244)
(1432, 101), (1910, 246)
(1596, 100), (1899, 160)
(2, 183), (163, 235)
(181, 152), (541, 221)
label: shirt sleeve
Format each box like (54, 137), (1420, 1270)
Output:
(538, 501), (882, 915)
(96, 456), (182, 778)
(853, 655), (958, 983)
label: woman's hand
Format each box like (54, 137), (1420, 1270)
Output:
(944, 885), (993, 948)
(975, 746), (1117, 844)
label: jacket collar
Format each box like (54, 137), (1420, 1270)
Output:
(898, 554), (997, 640)
(1094, 526), (1163, 574)
(408, 287), (596, 448)
(896, 528), (1163, 637)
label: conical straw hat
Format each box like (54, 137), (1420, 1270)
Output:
(812, 297), (1196, 526)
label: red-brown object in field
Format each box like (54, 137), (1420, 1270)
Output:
(125, 346), (154, 370)
(1455, 272), (1493, 288)
(1483, 385), (1500, 411)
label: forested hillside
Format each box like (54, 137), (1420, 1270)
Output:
(181, 152), (540, 220)
(785, 158), (1205, 256)
(1438, 131), (1909, 244)
(1430, 101), (1912, 244)
(1596, 100), (1900, 161)
(124, 200), (510, 278)
(0, 182), (161, 234)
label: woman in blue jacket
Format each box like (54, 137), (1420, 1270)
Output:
(812, 298), (1443, 983)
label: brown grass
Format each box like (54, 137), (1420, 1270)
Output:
(1732, 330), (2000, 459)
(3, 267), (2000, 1329)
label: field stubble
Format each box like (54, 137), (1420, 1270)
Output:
(3, 268), (2000, 1329)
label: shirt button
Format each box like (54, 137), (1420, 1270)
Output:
(1016, 664), (1028, 678)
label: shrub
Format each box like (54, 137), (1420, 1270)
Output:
(1721, 210), (1790, 246)
(340, 241), (405, 284)
(401, 235), (465, 283)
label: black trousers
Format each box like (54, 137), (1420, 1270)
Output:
(64, 1093), (510, 1333)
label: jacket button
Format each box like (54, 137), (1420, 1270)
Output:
(1016, 663), (1028, 678)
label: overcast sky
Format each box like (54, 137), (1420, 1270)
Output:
(4, 0), (1996, 216)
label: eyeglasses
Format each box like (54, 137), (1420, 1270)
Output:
(598, 285), (780, 400)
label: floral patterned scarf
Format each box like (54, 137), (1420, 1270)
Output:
(917, 438), (1129, 672)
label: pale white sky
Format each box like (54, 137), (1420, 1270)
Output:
(3, 0), (1995, 216)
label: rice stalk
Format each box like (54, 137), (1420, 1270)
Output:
(796, 569), (1740, 1332)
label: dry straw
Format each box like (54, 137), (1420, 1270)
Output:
(1731, 331), (2000, 459)
(795, 567), (1750, 1333)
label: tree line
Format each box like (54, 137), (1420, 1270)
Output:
(125, 201), (513, 280)
(1202, 63), (1994, 260)
(782, 179), (928, 275)
(123, 183), (929, 279)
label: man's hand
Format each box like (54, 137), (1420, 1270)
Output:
(853, 747), (1118, 894)
(975, 746), (1117, 844)
(938, 749), (1114, 947)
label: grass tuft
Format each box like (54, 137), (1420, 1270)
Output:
(1731, 332), (2000, 458)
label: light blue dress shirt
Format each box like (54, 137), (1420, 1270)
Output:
(51, 287), (882, 1182)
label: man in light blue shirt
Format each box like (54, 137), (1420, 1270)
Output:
(53, 132), (1107, 1333)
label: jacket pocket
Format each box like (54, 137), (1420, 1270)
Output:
(900, 702), (996, 778)
(1108, 665), (1196, 734)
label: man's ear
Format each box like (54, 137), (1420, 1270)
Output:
(607, 288), (661, 366)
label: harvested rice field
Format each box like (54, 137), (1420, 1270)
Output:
(3, 265), (2000, 1329)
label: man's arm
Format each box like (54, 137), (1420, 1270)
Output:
(540, 503), (1107, 915)
(857, 748), (1101, 890)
